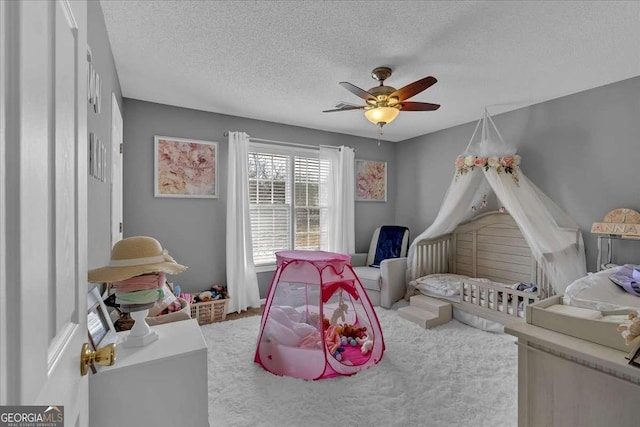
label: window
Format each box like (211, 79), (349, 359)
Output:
(248, 144), (328, 266)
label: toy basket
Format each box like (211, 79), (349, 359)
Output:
(190, 296), (229, 325)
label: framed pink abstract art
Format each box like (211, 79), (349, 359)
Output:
(355, 159), (387, 202)
(154, 136), (218, 198)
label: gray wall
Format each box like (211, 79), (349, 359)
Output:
(87, 1), (123, 271)
(122, 99), (397, 295)
(98, 0), (638, 292)
(396, 76), (640, 273)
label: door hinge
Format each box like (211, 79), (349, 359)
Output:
(119, 143), (123, 154)
(119, 222), (123, 233)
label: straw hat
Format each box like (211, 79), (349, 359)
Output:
(88, 236), (188, 283)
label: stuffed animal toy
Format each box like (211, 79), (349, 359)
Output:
(330, 292), (349, 325)
(198, 291), (217, 301)
(356, 335), (374, 354)
(325, 325), (341, 355)
(341, 324), (367, 339)
(198, 285), (228, 302)
(210, 284), (227, 298)
(617, 311), (640, 345)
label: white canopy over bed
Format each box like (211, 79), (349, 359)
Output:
(408, 110), (586, 294)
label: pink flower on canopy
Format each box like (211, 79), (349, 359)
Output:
(501, 156), (514, 167)
(455, 155), (465, 168)
(474, 157), (487, 167)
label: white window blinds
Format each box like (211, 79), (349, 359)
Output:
(248, 146), (329, 266)
(248, 152), (290, 265)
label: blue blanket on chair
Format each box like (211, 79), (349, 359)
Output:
(370, 226), (409, 268)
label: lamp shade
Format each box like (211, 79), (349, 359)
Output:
(364, 106), (400, 125)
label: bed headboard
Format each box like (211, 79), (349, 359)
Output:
(412, 211), (553, 296)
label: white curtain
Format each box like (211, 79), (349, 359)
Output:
(408, 111), (586, 294)
(319, 145), (355, 254)
(226, 131), (261, 313)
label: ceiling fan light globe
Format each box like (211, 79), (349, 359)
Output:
(364, 106), (400, 125)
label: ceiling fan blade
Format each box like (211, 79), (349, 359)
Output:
(389, 76), (437, 102)
(322, 105), (365, 113)
(339, 82), (376, 102)
(335, 101), (361, 108)
(398, 101), (440, 111)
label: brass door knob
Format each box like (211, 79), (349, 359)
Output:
(80, 342), (116, 376)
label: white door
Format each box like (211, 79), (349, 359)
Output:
(0, 1), (89, 425)
(111, 93), (123, 247)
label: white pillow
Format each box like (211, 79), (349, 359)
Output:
(564, 268), (640, 312)
(413, 274), (470, 297)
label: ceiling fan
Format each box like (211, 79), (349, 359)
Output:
(323, 66), (440, 131)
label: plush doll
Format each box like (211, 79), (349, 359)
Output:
(356, 335), (374, 354)
(198, 285), (227, 302)
(617, 311), (640, 345)
(322, 316), (331, 331)
(341, 324), (367, 339)
(210, 285), (227, 299)
(325, 324), (341, 355)
(330, 292), (349, 325)
(198, 291), (214, 302)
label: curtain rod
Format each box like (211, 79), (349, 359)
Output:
(222, 132), (354, 152)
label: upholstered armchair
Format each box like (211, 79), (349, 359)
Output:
(351, 226), (410, 308)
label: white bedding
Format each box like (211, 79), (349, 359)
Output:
(410, 274), (469, 302)
(563, 267), (640, 312)
(409, 274), (530, 315)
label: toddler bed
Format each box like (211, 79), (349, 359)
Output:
(409, 211), (579, 325)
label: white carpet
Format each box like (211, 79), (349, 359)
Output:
(202, 308), (517, 427)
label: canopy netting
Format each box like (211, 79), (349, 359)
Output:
(408, 109), (586, 294)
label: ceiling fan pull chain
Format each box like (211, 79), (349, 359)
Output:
(378, 124), (383, 146)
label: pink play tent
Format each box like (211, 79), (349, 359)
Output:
(254, 250), (385, 380)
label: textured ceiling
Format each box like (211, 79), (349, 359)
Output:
(100, 1), (640, 142)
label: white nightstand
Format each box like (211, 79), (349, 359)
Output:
(89, 319), (209, 427)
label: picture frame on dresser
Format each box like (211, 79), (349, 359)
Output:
(87, 286), (117, 372)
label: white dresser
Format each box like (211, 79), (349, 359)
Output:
(89, 319), (209, 427)
(506, 322), (640, 427)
